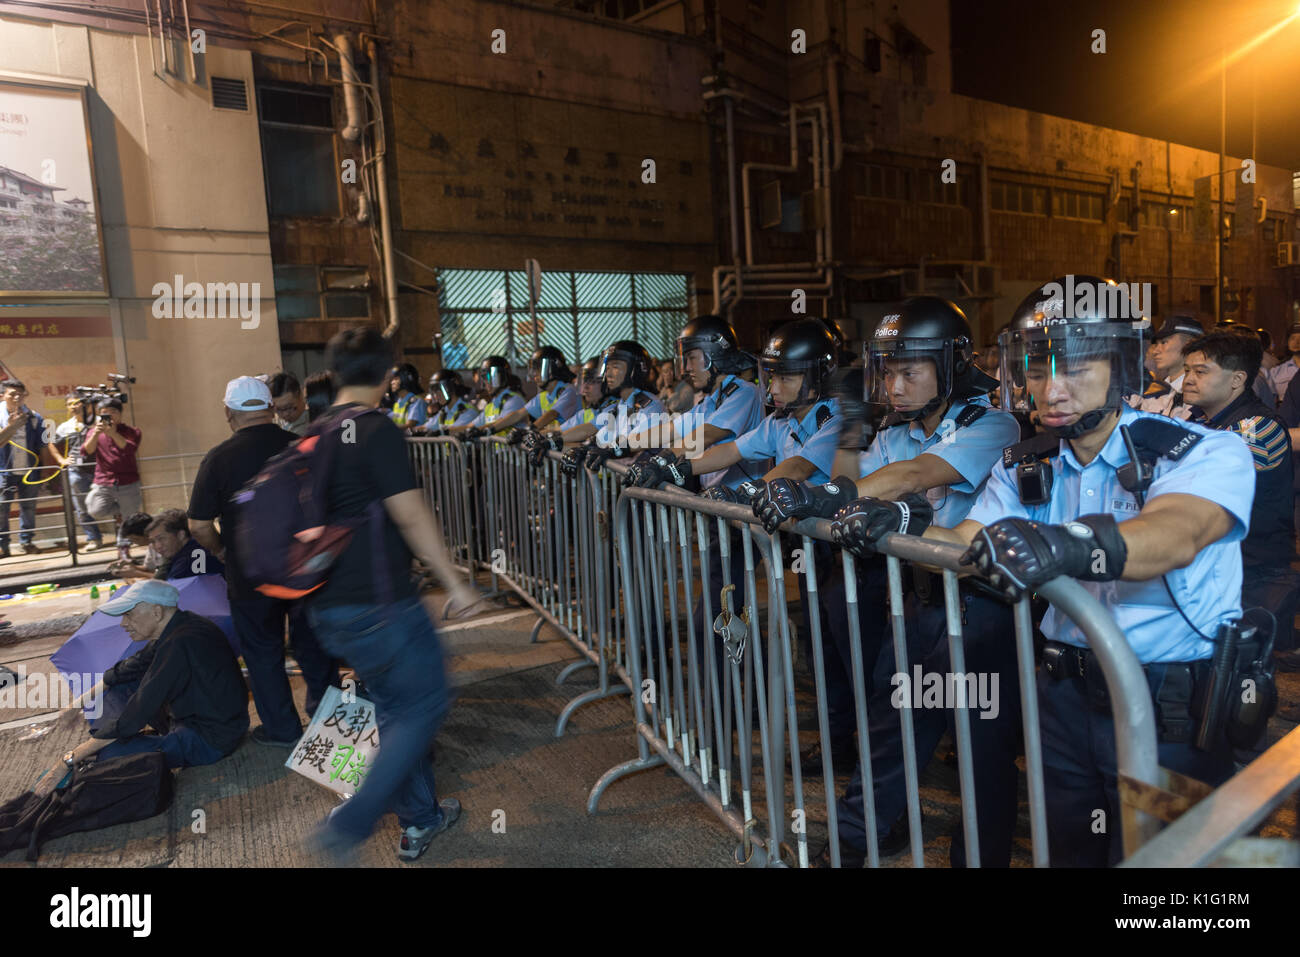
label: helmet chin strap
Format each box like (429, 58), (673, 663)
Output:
(896, 394), (945, 422)
(1043, 406), (1115, 439)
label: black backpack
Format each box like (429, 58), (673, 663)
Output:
(0, 752), (173, 861)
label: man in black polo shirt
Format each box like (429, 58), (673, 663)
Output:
(1183, 332), (1300, 667)
(188, 376), (339, 746)
(67, 580), (250, 769)
(305, 326), (481, 863)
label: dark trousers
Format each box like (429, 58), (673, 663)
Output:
(836, 589), (1022, 867)
(230, 592), (340, 740)
(0, 481), (36, 548)
(90, 681), (238, 769)
(68, 467), (102, 543)
(1243, 562), (1300, 653)
(1037, 659), (1234, 867)
(307, 597), (451, 836)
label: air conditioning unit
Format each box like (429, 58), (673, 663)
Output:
(1278, 242), (1300, 267)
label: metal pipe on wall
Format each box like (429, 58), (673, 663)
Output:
(367, 38), (399, 337)
(741, 105), (800, 266)
(336, 33), (364, 142)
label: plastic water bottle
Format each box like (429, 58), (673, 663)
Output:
(88, 585), (100, 614)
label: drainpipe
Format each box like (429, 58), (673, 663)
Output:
(367, 39), (399, 336)
(337, 33), (363, 142)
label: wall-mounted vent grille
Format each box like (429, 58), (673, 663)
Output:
(211, 76), (248, 111)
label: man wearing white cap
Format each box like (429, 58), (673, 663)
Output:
(188, 377), (340, 746)
(63, 580), (249, 769)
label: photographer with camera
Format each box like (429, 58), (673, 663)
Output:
(83, 397), (143, 562)
(50, 393), (105, 551)
(0, 378), (51, 557)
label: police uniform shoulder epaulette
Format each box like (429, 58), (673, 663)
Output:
(630, 390), (653, 411)
(815, 401), (834, 431)
(953, 404), (988, 429)
(1001, 430), (1060, 468)
(1125, 415), (1202, 462)
(716, 378), (740, 407)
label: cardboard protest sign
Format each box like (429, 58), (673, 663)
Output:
(285, 684), (380, 796)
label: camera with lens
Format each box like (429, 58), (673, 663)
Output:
(74, 373), (135, 417)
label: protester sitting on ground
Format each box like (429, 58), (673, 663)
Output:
(140, 508), (224, 581)
(60, 580), (250, 770)
(107, 512), (157, 578)
(304, 371), (337, 423)
(269, 372), (310, 436)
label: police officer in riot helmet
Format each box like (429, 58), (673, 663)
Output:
(828, 276), (1258, 866)
(495, 345), (581, 447)
(448, 355), (526, 438)
(423, 370), (476, 433)
(557, 339), (664, 474)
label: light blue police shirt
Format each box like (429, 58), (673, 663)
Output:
(673, 375), (769, 490)
(469, 390), (526, 429)
(730, 398), (843, 485)
(524, 381), (581, 424)
(857, 397), (1021, 528)
(593, 388), (665, 445)
(965, 406), (1255, 663)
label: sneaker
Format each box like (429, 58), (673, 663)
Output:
(83, 541), (101, 552)
(0, 546), (9, 559)
(21, 543), (40, 555)
(250, 725), (300, 747)
(397, 798), (461, 861)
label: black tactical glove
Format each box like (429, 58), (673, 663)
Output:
(754, 475), (858, 535)
(625, 450), (691, 488)
(506, 426), (529, 446)
(830, 494), (934, 557)
(461, 426), (487, 442)
(700, 478), (767, 506)
(560, 444), (589, 478)
(960, 515), (1127, 601)
(623, 451), (659, 487)
(525, 430), (564, 467)
(583, 442), (626, 473)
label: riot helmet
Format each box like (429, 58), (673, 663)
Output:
(675, 315), (746, 392)
(1000, 275), (1148, 439)
(476, 355), (513, 397)
(757, 318), (838, 414)
(428, 369), (464, 408)
(529, 345), (574, 387)
(389, 363), (421, 395)
(865, 296), (999, 423)
(599, 339), (654, 396)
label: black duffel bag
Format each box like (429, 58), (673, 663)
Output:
(0, 752), (174, 861)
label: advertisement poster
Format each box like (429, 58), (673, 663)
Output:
(0, 77), (109, 297)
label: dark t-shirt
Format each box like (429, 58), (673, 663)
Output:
(309, 404), (418, 609)
(188, 423), (297, 601)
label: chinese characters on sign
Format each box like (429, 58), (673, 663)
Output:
(285, 685), (380, 796)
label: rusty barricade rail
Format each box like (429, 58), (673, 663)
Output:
(585, 484), (1162, 867)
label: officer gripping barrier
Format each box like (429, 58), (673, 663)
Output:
(409, 436), (1173, 866)
(587, 486), (1164, 867)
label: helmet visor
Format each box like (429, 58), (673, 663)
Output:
(675, 338), (715, 383)
(998, 321), (1147, 419)
(864, 339), (952, 418)
(758, 357), (823, 410)
(434, 381), (458, 404)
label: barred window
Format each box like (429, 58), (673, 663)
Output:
(1051, 189), (1104, 222)
(436, 269), (691, 369)
(990, 180), (1047, 216)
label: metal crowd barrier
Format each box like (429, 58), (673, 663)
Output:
(409, 435), (1283, 867)
(585, 486), (1163, 867)
(0, 462), (88, 570)
(408, 436), (636, 736)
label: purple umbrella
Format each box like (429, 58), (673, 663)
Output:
(50, 574), (238, 693)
